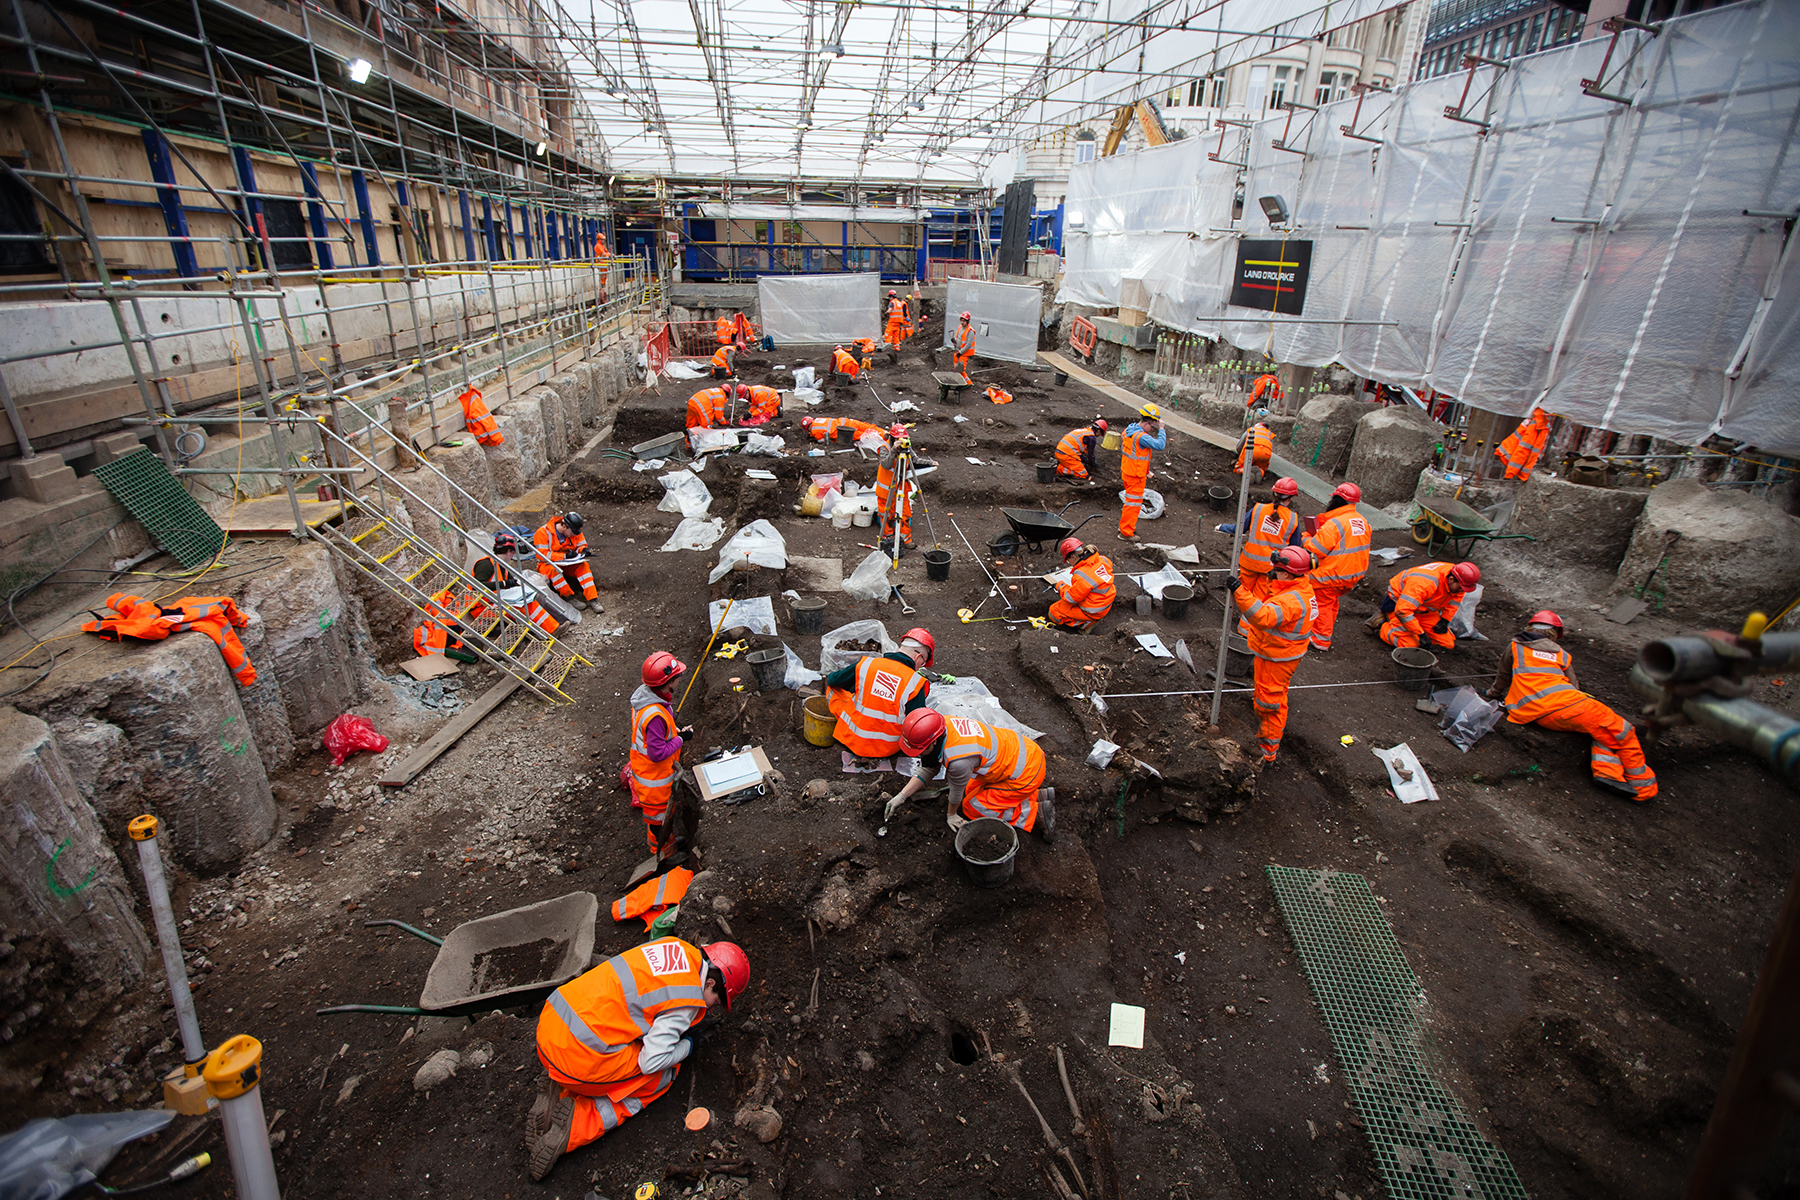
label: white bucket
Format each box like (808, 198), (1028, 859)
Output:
(833, 510), (854, 529)
(852, 510), (873, 528)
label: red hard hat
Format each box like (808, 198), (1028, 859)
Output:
(1273, 546), (1312, 575)
(960, 311), (972, 321)
(1529, 609), (1563, 630)
(642, 651), (687, 689)
(1449, 562), (1482, 590)
(702, 941), (750, 1011)
(1272, 477), (1300, 497)
(1059, 536), (1083, 560)
(889, 290), (898, 296)
(1093, 419), (1108, 433)
(1331, 482), (1362, 504)
(889, 423), (907, 440)
(899, 627), (935, 667)
(899, 708), (946, 756)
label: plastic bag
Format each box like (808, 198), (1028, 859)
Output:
(1433, 685), (1504, 753)
(793, 366), (817, 390)
(708, 520), (788, 584)
(842, 550), (894, 603)
(1119, 488), (1166, 520)
(818, 619), (896, 675)
(660, 516), (726, 552)
(856, 429), (888, 453)
(688, 428), (738, 455)
(323, 713), (388, 766)
(1450, 584), (1487, 641)
(656, 470), (713, 518)
(742, 433), (784, 457)
(794, 388), (825, 406)
(0, 1110), (174, 1200)
(783, 644), (822, 689)
(808, 473), (844, 496)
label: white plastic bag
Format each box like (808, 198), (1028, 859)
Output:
(708, 519), (788, 583)
(660, 516), (725, 552)
(1433, 685), (1504, 752)
(743, 433), (785, 456)
(793, 366), (817, 389)
(856, 429), (888, 453)
(841, 549), (894, 602)
(819, 618), (895, 675)
(707, 595), (777, 636)
(688, 428), (739, 454)
(662, 360), (706, 380)
(0, 1110), (174, 1200)
(1450, 584), (1487, 641)
(656, 470), (713, 518)
(795, 388), (825, 406)
(1119, 487), (1165, 519)
(783, 643), (822, 688)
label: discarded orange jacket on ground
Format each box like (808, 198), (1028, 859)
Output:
(82, 592), (256, 686)
(985, 386), (1013, 405)
(458, 387), (504, 446)
(611, 867), (694, 929)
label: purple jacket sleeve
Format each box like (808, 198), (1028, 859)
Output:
(643, 713), (683, 761)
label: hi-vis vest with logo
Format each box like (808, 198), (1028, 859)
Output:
(1241, 580), (1316, 662)
(629, 695), (678, 811)
(537, 938), (707, 1085)
(833, 656), (926, 755)
(1503, 640), (1580, 720)
(1238, 502), (1299, 576)
(1065, 556), (1116, 619)
(942, 716), (1029, 784)
(1307, 510), (1371, 587)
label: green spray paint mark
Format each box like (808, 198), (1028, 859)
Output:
(220, 714), (248, 756)
(45, 839), (98, 897)
(319, 609), (336, 632)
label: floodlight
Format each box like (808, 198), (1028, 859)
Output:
(823, 42), (845, 57)
(1258, 195), (1291, 226)
(536, 141), (548, 156)
(348, 58), (373, 83)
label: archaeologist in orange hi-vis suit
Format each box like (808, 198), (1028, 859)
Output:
(1301, 481), (1372, 651)
(709, 342), (736, 379)
(1054, 419), (1107, 480)
(1375, 561), (1478, 651)
(412, 586), (478, 662)
(626, 651), (692, 851)
(81, 592), (258, 686)
(876, 426), (915, 548)
(1228, 546), (1317, 764)
(1248, 372), (1283, 407)
(1049, 537), (1116, 631)
(1218, 476), (1303, 602)
(884, 709), (1056, 842)
(527, 937), (750, 1181)
(1118, 404), (1166, 539)
(1495, 408), (1553, 480)
(1486, 610), (1657, 801)
(533, 511), (600, 611)
(457, 386), (505, 446)
(824, 628), (935, 759)
(468, 531), (558, 635)
(800, 415), (887, 446)
(952, 311), (977, 381)
(1235, 416), (1274, 479)
(741, 383), (781, 425)
(831, 345), (861, 380)
(686, 385), (730, 429)
(884, 290), (908, 346)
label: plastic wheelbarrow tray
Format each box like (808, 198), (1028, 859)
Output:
(317, 892), (598, 1018)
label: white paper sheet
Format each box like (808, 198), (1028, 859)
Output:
(1135, 633), (1173, 658)
(1372, 742), (1439, 804)
(1108, 1003), (1146, 1049)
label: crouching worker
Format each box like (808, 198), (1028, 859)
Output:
(528, 938), (750, 1181)
(883, 709), (1055, 842)
(413, 588), (478, 664)
(1054, 419), (1107, 480)
(469, 531), (558, 634)
(825, 629), (934, 759)
(1049, 537), (1115, 631)
(1374, 561), (1478, 651)
(1487, 610), (1657, 801)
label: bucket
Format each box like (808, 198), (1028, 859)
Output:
(836, 427), (855, 445)
(747, 647), (786, 692)
(924, 550), (952, 581)
(1392, 646), (1438, 694)
(1135, 594), (1153, 616)
(1225, 634), (1253, 678)
(1101, 431), (1122, 451)
(792, 596), (826, 635)
(833, 510), (853, 529)
(1208, 485), (1233, 512)
(803, 695), (835, 746)
(852, 510), (873, 528)
(800, 495), (824, 517)
(1053, 370), (1069, 386)
(954, 818), (1019, 887)
(1162, 584), (1192, 620)
(1036, 462), (1057, 484)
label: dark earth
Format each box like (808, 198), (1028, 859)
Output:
(4, 314), (1797, 1200)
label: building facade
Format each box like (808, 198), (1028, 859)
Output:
(1416, 0), (1588, 81)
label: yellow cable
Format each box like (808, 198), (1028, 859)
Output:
(3, 630), (87, 674)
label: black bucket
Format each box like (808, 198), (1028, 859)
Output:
(1225, 634), (1253, 678)
(792, 596), (826, 635)
(748, 647), (786, 692)
(1053, 370), (1069, 386)
(924, 550), (952, 581)
(1392, 646), (1438, 694)
(1162, 584), (1192, 620)
(954, 818), (1019, 887)
(1036, 462), (1057, 484)
(835, 426), (855, 445)
(1208, 485), (1233, 512)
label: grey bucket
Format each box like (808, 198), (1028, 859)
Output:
(1225, 634), (1253, 677)
(792, 596), (826, 635)
(1208, 485), (1233, 511)
(1135, 594), (1153, 616)
(1392, 646), (1438, 694)
(924, 549), (951, 581)
(954, 818), (1019, 887)
(1053, 370), (1069, 386)
(748, 647), (786, 692)
(1162, 584), (1192, 620)
(1036, 462), (1057, 484)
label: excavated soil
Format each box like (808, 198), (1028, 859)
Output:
(8, 329), (1798, 1200)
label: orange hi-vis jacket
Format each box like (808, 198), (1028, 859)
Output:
(1236, 423), (1274, 473)
(534, 521), (590, 578)
(1120, 426), (1154, 483)
(710, 345), (735, 373)
(536, 938), (708, 1089)
(1052, 553), (1116, 628)
(744, 386), (781, 423)
(1386, 563), (1460, 635)
(611, 867), (694, 929)
(628, 686), (679, 817)
(1304, 508), (1372, 588)
(1499, 638), (1582, 722)
(1249, 374), (1282, 405)
(1237, 501), (1299, 578)
(1055, 427), (1097, 476)
(830, 654), (929, 757)
(83, 592), (257, 686)
(832, 348), (861, 378)
(884, 297), (908, 343)
(412, 587), (465, 657)
(715, 316), (736, 345)
(686, 386), (730, 429)
(1496, 409), (1552, 480)
(1237, 577), (1316, 661)
(458, 387), (504, 446)
(955, 322), (976, 357)
(806, 417), (884, 444)
(939, 716), (1047, 826)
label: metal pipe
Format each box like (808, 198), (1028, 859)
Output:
(128, 815), (205, 1064)
(1210, 434), (1254, 725)
(1629, 664), (1800, 790)
(1639, 633), (1800, 684)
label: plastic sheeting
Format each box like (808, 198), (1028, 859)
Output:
(758, 274), (880, 345)
(697, 204), (924, 224)
(941, 279), (1042, 365)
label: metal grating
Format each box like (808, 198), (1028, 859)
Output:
(91, 448), (226, 568)
(1267, 865), (1530, 1200)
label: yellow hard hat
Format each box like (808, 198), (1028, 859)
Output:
(1139, 403), (1161, 419)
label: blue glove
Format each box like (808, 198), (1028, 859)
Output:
(1215, 523), (1235, 534)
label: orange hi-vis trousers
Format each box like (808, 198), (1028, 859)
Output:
(1252, 656), (1302, 762)
(1309, 582), (1352, 651)
(1118, 469), (1148, 536)
(1532, 697), (1658, 800)
(561, 1064), (681, 1152)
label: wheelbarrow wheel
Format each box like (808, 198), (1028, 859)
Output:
(1411, 520), (1434, 546)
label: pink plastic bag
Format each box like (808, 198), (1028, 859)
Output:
(323, 713), (389, 766)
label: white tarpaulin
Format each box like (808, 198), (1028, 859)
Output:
(759, 274), (880, 345)
(697, 204), (924, 224)
(941, 279), (1042, 366)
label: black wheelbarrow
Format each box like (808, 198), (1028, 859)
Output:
(995, 501), (1106, 554)
(315, 891), (598, 1018)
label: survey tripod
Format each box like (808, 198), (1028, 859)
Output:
(879, 433), (941, 569)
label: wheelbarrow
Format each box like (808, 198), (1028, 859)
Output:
(995, 501), (1106, 554)
(315, 892), (598, 1018)
(1411, 497), (1537, 558)
(932, 371), (973, 404)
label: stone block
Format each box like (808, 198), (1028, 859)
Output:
(230, 614), (295, 776)
(396, 464), (457, 558)
(88, 431), (146, 467)
(12, 633), (278, 874)
(1345, 406), (1447, 507)
(1504, 474), (1648, 578)
(494, 397), (547, 488)
(429, 439), (498, 521)
(240, 542), (360, 740)
(542, 381), (574, 460)
(1291, 394), (1367, 479)
(568, 364), (600, 426)
(1611, 478), (1800, 624)
(482, 424), (528, 498)
(0, 706), (152, 982)
(9, 454), (81, 505)
(1193, 394), (1245, 433)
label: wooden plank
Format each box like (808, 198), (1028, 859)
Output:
(379, 676), (523, 788)
(1039, 351), (1235, 451)
(221, 494), (352, 535)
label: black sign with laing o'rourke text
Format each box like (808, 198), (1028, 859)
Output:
(1229, 239), (1313, 315)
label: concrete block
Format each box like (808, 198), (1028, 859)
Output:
(568, 364), (600, 427)
(396, 464), (457, 558)
(1345, 405), (1447, 507)
(1291, 394), (1367, 479)
(12, 634), (278, 874)
(1504, 474), (1648, 578)
(429, 439), (497, 521)
(9, 454), (81, 505)
(240, 542), (360, 740)
(0, 706), (152, 982)
(495, 398), (547, 488)
(1611, 478), (1800, 624)
(88, 431), (145, 467)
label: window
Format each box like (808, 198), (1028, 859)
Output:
(1074, 138), (1096, 164)
(1314, 71), (1348, 105)
(1167, 87), (1181, 108)
(0, 166), (49, 272)
(1270, 65), (1290, 110)
(1246, 65), (1268, 113)
(1188, 79), (1204, 106)
(1210, 74), (1228, 108)
(261, 198), (313, 270)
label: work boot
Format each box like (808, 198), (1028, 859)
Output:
(586, 597), (605, 614)
(1036, 788), (1056, 843)
(1594, 776), (1637, 798)
(525, 1076), (557, 1148)
(528, 1095), (575, 1181)
(1363, 612), (1383, 634)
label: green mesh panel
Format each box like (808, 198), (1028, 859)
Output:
(92, 448), (226, 568)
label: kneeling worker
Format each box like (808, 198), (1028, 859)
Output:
(1235, 415), (1274, 481)
(533, 511), (601, 612)
(413, 587), (478, 663)
(469, 531), (558, 634)
(1487, 611), (1657, 801)
(825, 629), (935, 759)
(709, 342), (736, 379)
(528, 937), (749, 1180)
(1376, 561), (1479, 651)
(1050, 537), (1115, 631)
(884, 709), (1054, 842)
(686, 384), (730, 430)
(831, 345), (862, 381)
(1055, 419), (1107, 481)
(1228, 545), (1317, 765)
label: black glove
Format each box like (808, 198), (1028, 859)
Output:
(1225, 575), (1241, 592)
(680, 1025), (711, 1053)
(677, 725), (696, 739)
(1434, 619), (1451, 634)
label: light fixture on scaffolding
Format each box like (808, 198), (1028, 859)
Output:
(1258, 194), (1291, 227)
(823, 42), (845, 57)
(348, 58), (373, 84)
(536, 141), (548, 156)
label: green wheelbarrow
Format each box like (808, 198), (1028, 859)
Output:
(1411, 497), (1537, 558)
(932, 370), (974, 404)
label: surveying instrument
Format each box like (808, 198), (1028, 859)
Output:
(878, 424), (936, 568)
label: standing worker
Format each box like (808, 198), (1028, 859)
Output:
(1373, 561), (1479, 651)
(469, 531), (558, 634)
(952, 311), (977, 382)
(884, 709), (1055, 842)
(1054, 419), (1108, 481)
(884, 290), (908, 347)
(824, 629), (935, 759)
(1235, 415), (1275, 481)
(876, 426), (915, 550)
(1219, 476), (1302, 600)
(626, 652), (693, 855)
(1227, 545), (1317, 765)
(686, 384), (731, 430)
(902, 287), (921, 345)
(1485, 610), (1657, 801)
(1495, 408), (1553, 481)
(1049, 538), (1115, 631)
(1249, 371), (1283, 408)
(527, 937), (749, 1181)
(533, 511), (601, 612)
(1117, 403), (1166, 540)
(1301, 482), (1371, 651)
(709, 342), (736, 379)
